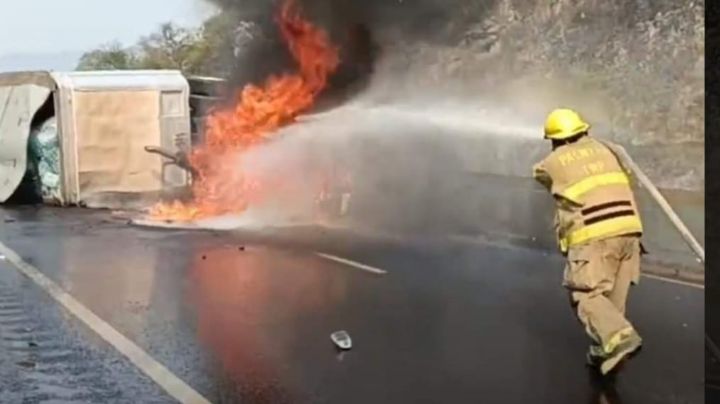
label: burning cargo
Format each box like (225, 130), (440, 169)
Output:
(150, 0), (340, 222)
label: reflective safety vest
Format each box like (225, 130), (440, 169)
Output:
(533, 136), (643, 253)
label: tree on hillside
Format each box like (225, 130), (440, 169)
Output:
(76, 42), (139, 71)
(75, 17), (236, 76)
(198, 12), (240, 76)
(137, 23), (209, 73)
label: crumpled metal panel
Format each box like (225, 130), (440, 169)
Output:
(0, 84), (51, 202)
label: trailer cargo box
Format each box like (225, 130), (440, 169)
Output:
(0, 70), (191, 208)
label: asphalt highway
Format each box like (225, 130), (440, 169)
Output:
(0, 206), (705, 403)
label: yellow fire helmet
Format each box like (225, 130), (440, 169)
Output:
(543, 108), (591, 140)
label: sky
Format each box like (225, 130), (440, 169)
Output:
(0, 0), (217, 69)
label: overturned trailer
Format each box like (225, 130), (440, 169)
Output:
(0, 70), (192, 209)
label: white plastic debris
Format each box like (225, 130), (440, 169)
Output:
(331, 330), (352, 350)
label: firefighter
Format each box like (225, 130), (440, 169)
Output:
(532, 108), (644, 375)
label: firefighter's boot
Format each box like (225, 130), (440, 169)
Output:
(600, 329), (643, 375)
(586, 344), (605, 368)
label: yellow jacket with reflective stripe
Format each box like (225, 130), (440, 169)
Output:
(532, 136), (643, 253)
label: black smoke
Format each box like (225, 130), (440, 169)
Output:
(202, 0), (678, 109)
(201, 0), (503, 105)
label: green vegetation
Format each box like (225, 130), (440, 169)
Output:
(76, 14), (236, 75)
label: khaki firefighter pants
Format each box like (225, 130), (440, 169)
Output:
(563, 235), (642, 355)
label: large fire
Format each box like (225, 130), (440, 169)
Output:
(150, 1), (339, 221)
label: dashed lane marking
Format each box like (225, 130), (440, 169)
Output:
(642, 273), (704, 290)
(0, 242), (212, 404)
(315, 253), (388, 275)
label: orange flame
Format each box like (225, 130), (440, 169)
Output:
(150, 0), (339, 221)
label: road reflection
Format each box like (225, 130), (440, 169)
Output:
(187, 245), (350, 401)
(59, 234), (159, 338)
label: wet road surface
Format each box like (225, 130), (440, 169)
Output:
(0, 207), (704, 403)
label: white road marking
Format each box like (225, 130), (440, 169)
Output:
(449, 235), (704, 290)
(0, 242), (212, 404)
(315, 253), (388, 275)
(642, 273), (704, 290)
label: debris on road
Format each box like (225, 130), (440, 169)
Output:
(331, 330), (352, 350)
(16, 360), (36, 369)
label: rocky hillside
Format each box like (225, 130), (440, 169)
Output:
(365, 1), (704, 140)
(363, 0), (705, 189)
(205, 0), (705, 190)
